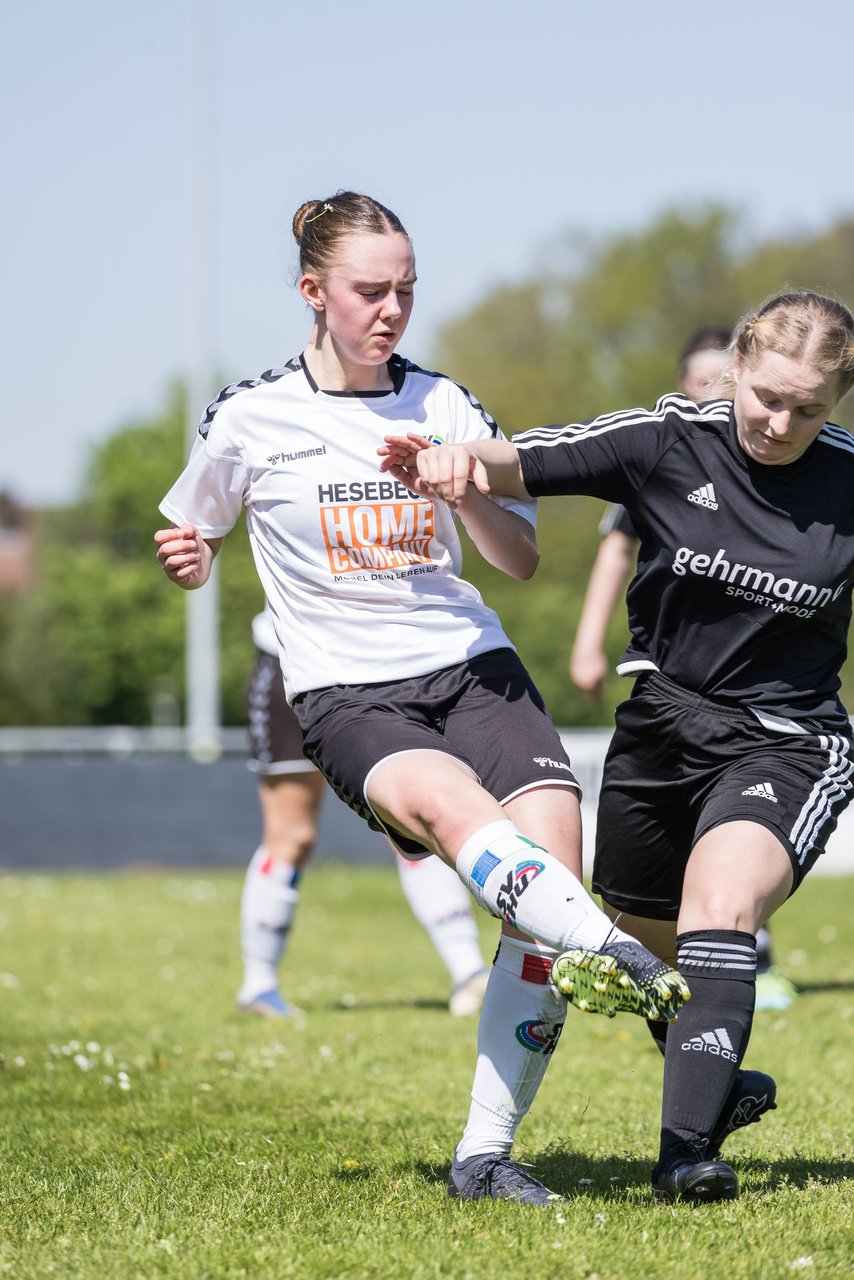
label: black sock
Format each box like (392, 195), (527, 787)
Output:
(658, 929), (756, 1168)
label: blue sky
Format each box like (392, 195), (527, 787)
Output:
(4, 0), (852, 506)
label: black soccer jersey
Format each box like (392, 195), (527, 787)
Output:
(599, 503), (638, 540)
(515, 395), (854, 729)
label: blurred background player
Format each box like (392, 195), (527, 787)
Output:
(239, 607), (490, 1019)
(569, 325), (798, 1012)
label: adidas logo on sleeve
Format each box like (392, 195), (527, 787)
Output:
(687, 482), (718, 509)
(741, 781), (778, 802)
(682, 1027), (738, 1062)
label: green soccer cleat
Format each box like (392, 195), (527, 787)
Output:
(551, 939), (690, 1021)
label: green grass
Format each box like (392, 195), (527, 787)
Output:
(1, 866), (852, 1280)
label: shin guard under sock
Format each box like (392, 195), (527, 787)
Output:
(455, 819), (633, 952)
(455, 936), (566, 1161)
(658, 929), (756, 1166)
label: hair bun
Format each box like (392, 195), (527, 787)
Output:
(292, 201), (322, 244)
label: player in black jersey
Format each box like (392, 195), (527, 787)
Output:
(570, 326), (732, 699)
(570, 327), (799, 1014)
(382, 290), (854, 1203)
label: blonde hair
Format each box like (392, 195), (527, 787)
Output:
(732, 291), (854, 399)
(292, 190), (409, 279)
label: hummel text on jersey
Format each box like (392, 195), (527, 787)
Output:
(268, 445), (327, 465)
(741, 782), (778, 802)
(671, 546), (847, 617)
(687, 483), (718, 509)
(681, 1027), (738, 1062)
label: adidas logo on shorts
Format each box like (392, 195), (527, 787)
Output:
(687, 482), (718, 509)
(682, 1027), (738, 1062)
(741, 781), (778, 802)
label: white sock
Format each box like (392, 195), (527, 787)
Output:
(395, 855), (486, 987)
(455, 819), (632, 953)
(239, 848), (300, 1001)
(455, 935), (566, 1161)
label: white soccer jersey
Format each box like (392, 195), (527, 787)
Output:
(161, 354), (535, 700)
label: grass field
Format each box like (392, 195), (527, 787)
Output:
(1, 866), (852, 1280)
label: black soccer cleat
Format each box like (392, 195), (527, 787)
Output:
(448, 1152), (565, 1206)
(551, 939), (690, 1021)
(708, 1069), (777, 1159)
(651, 1151), (739, 1204)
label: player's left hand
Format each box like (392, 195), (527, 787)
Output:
(378, 433), (437, 496)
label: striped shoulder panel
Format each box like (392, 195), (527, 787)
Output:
(818, 421), (854, 456)
(197, 357), (302, 439)
(514, 394), (731, 451)
(394, 356), (500, 438)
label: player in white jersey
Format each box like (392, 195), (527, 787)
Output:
(385, 290), (854, 1204)
(155, 190), (688, 1206)
(240, 606), (490, 1020)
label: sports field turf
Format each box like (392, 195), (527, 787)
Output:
(1, 866), (851, 1279)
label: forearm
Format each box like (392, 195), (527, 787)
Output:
(455, 490), (539, 580)
(465, 438), (529, 499)
(572, 535), (634, 657)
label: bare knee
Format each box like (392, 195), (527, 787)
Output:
(367, 751), (501, 856)
(603, 904), (678, 967)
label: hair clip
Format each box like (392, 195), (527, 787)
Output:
(306, 202), (333, 223)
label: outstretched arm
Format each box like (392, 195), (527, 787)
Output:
(154, 523), (223, 589)
(379, 433), (528, 507)
(379, 434), (537, 579)
(569, 530), (636, 699)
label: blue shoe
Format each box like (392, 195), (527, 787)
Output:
(448, 1152), (564, 1205)
(237, 989), (300, 1019)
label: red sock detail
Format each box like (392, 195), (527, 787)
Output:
(521, 954), (553, 985)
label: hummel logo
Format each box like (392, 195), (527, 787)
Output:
(267, 444), (327, 465)
(532, 757), (572, 772)
(741, 782), (778, 803)
(682, 1027), (738, 1062)
(687, 482), (718, 510)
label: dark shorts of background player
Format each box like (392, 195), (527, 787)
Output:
(292, 647), (579, 858)
(247, 649), (317, 776)
(593, 671), (854, 920)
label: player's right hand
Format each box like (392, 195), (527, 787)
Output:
(569, 649), (609, 701)
(154, 523), (211, 588)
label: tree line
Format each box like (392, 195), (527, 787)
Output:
(3, 204), (854, 728)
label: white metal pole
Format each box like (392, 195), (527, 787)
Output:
(185, 0), (220, 761)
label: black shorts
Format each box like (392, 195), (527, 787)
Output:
(246, 650), (316, 776)
(292, 648), (579, 857)
(593, 672), (854, 920)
